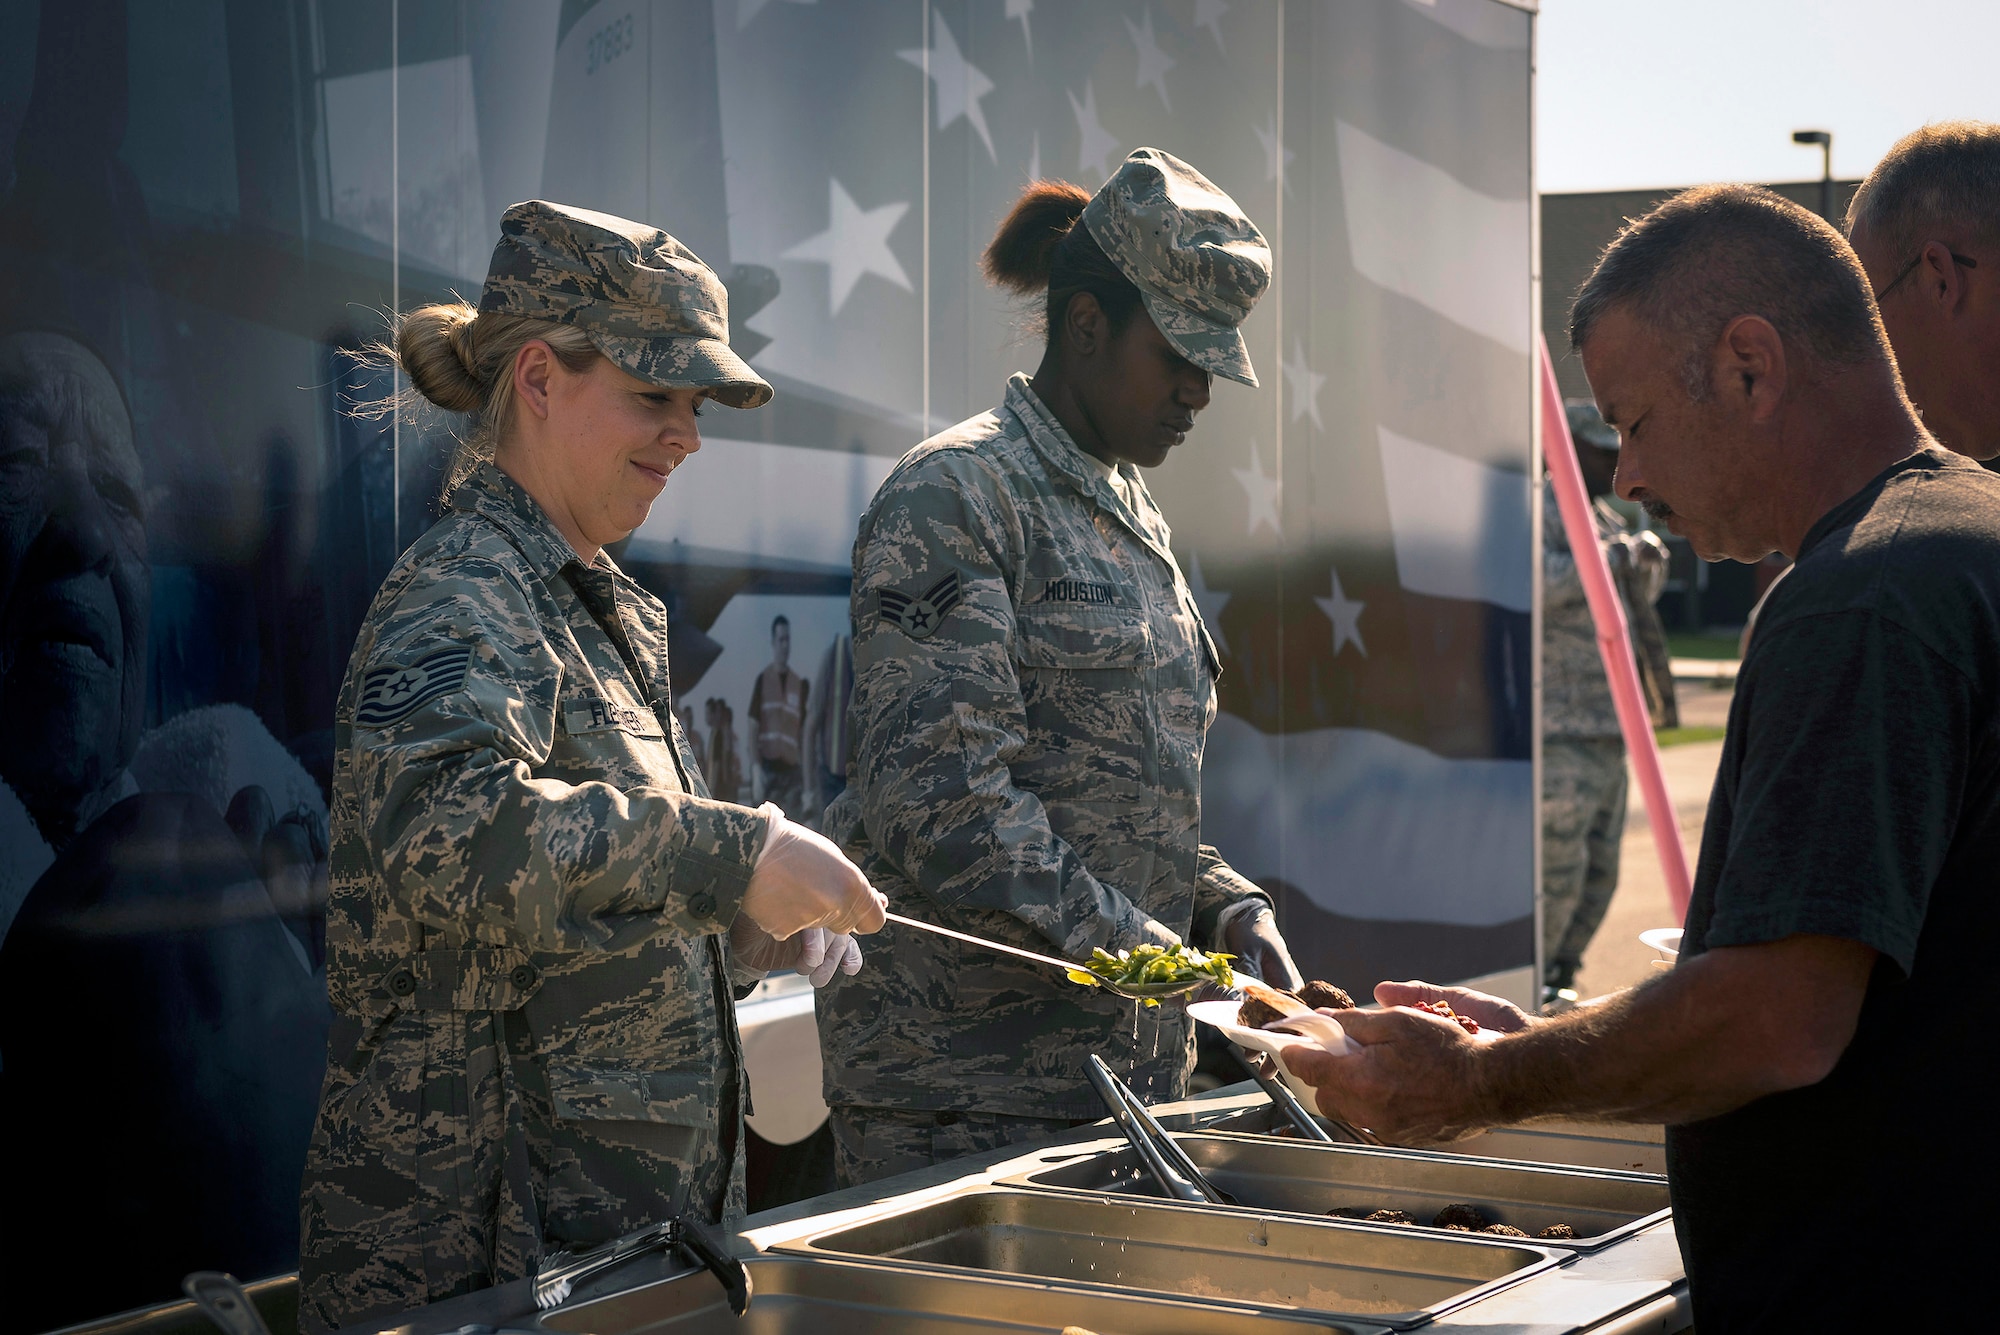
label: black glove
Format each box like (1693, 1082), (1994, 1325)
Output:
(1223, 903), (1304, 993)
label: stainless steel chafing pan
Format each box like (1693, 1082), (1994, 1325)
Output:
(767, 1185), (1559, 1330)
(540, 1251), (1383, 1334)
(1200, 1103), (1668, 1176)
(1004, 1132), (1671, 1253)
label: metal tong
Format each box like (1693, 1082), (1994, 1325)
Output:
(1230, 1041), (1386, 1147)
(1229, 1046), (1335, 1143)
(534, 1210), (751, 1314)
(1084, 1054), (1235, 1205)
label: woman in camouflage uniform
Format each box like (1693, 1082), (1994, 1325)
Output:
(299, 201), (884, 1330)
(816, 151), (1305, 1185)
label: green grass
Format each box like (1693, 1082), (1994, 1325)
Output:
(1654, 725), (1727, 748)
(1666, 631), (1742, 660)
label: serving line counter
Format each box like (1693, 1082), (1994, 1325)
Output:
(704, 1088), (1688, 1335)
(57, 1085), (1687, 1335)
(468, 1085), (1684, 1334)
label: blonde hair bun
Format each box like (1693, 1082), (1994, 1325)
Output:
(397, 303), (487, 414)
(367, 304), (599, 498)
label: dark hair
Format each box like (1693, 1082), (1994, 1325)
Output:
(1570, 184), (1886, 398)
(771, 615), (790, 635)
(982, 180), (1144, 345)
(1847, 120), (2000, 255)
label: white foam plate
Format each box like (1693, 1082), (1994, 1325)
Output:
(1639, 927), (1683, 958)
(1187, 999), (1354, 1107)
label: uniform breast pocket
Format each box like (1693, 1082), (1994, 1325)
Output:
(554, 689), (675, 782)
(1013, 607), (1153, 674)
(1012, 608), (1153, 780)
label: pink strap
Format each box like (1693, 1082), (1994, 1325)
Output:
(1540, 336), (1693, 922)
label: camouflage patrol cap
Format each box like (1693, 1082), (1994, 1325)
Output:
(479, 200), (773, 409)
(1081, 148), (1272, 387)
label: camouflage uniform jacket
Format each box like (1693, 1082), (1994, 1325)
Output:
(817, 374), (1270, 1120)
(1543, 479), (1621, 739)
(299, 464), (770, 1331)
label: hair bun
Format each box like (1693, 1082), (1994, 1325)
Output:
(397, 303), (487, 414)
(983, 180), (1092, 295)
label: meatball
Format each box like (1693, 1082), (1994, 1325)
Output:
(1536, 1223), (1579, 1241)
(1481, 1224), (1529, 1238)
(1364, 1209), (1417, 1225)
(1298, 980), (1355, 1010)
(1431, 1203), (1490, 1230)
(1237, 994), (1290, 1028)
(1327, 1207), (1368, 1219)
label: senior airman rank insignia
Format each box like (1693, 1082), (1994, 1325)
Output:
(355, 646), (473, 728)
(879, 571), (962, 639)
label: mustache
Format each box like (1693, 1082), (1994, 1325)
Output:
(1641, 499), (1674, 522)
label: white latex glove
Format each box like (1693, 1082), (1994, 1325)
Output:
(729, 917), (864, 987)
(739, 804), (888, 940)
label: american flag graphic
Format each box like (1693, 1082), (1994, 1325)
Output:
(356, 0), (1539, 986)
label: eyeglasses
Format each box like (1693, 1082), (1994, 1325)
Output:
(1874, 247), (1978, 303)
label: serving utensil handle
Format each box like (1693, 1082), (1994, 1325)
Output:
(182, 1273), (273, 1335)
(1232, 1047), (1337, 1143)
(883, 911), (1080, 976)
(1085, 1054), (1232, 1206)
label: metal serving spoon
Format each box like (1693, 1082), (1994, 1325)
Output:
(882, 912), (1209, 1001)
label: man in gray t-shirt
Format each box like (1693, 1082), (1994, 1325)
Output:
(1291, 185), (1992, 1330)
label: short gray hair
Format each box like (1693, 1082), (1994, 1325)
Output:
(1570, 184), (1886, 399)
(1845, 120), (2000, 258)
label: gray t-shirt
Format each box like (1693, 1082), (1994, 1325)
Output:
(1666, 447), (2000, 1329)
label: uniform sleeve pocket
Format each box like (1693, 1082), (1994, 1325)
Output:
(543, 1065), (715, 1128)
(1014, 608), (1152, 670)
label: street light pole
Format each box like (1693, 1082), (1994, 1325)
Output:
(1793, 129), (1833, 221)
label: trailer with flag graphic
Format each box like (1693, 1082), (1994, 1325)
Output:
(0, 0), (1542, 1316)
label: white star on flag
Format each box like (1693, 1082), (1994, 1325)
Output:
(1195, 0), (1229, 54)
(1069, 81), (1119, 179)
(736, 0), (813, 30)
(1316, 567), (1368, 657)
(1282, 337), (1326, 431)
(1253, 111), (1294, 192)
(900, 11), (996, 161)
(1006, 0), (1033, 63)
(1185, 551), (1231, 653)
(1126, 8), (1175, 113)
(1231, 440), (1281, 537)
(781, 178), (913, 315)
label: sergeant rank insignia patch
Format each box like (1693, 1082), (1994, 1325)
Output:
(879, 571), (962, 639)
(355, 646), (473, 728)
